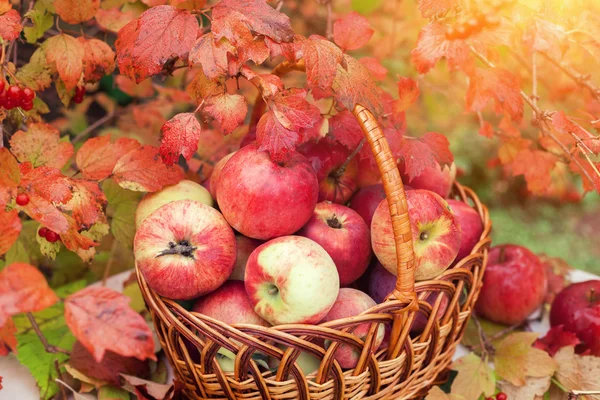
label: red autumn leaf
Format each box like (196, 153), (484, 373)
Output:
(54, 0), (100, 24)
(159, 113), (203, 165)
(333, 12), (374, 52)
(247, 72), (284, 98)
(78, 37), (116, 83)
(393, 77), (420, 114)
(479, 121), (495, 138)
(65, 286), (155, 362)
(0, 263), (59, 327)
(76, 135), (141, 181)
(534, 325), (580, 356)
(112, 145), (184, 192)
(189, 33), (236, 80)
(466, 67), (524, 123)
(63, 180), (107, 229)
(9, 123), (74, 169)
(256, 111), (301, 162)
(302, 35), (345, 90)
(266, 34), (302, 62)
(0, 9), (22, 41)
(523, 19), (567, 61)
(95, 7), (136, 33)
(411, 22), (471, 74)
(329, 110), (364, 150)
(211, 0), (294, 44)
(418, 0), (457, 18)
(204, 93), (248, 135)
(0, 209), (21, 257)
(271, 88), (321, 131)
(569, 157), (600, 193)
(332, 54), (383, 115)
(552, 111), (600, 155)
(512, 149), (556, 193)
(397, 132), (454, 180)
(0, 318), (17, 356)
(115, 6), (199, 83)
(45, 34), (85, 91)
(359, 57), (388, 81)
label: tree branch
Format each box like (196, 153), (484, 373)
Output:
(541, 51), (600, 102)
(72, 111), (116, 144)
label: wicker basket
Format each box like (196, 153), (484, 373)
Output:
(136, 104), (492, 399)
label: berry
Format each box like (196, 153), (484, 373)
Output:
(0, 92), (7, 108)
(496, 393), (507, 400)
(21, 100), (34, 111)
(455, 24), (469, 39)
(39, 227), (48, 237)
(0, 80), (5, 93)
(75, 86), (86, 97)
(4, 98), (15, 110)
(16, 193), (30, 206)
(73, 94), (84, 104)
(445, 27), (457, 40)
(45, 231), (60, 243)
(466, 17), (480, 30)
(21, 87), (35, 102)
(7, 85), (21, 102)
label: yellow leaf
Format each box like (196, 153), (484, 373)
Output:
(498, 376), (551, 400)
(426, 386), (466, 400)
(450, 353), (496, 400)
(554, 346), (600, 400)
(495, 332), (557, 386)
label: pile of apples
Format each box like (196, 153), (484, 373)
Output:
(133, 140), (485, 373)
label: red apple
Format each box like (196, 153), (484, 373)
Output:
(134, 200), (236, 300)
(399, 161), (456, 198)
(209, 151), (235, 198)
(371, 189), (461, 281)
(411, 292), (450, 334)
(321, 288), (384, 369)
(475, 245), (547, 325)
(229, 235), (262, 281)
(298, 140), (358, 204)
(217, 144), (318, 240)
(193, 281), (269, 326)
(349, 184), (386, 228)
(245, 236), (339, 325)
(367, 261), (396, 304)
(356, 157), (381, 188)
(298, 202), (371, 286)
(550, 280), (600, 356)
(446, 199), (484, 262)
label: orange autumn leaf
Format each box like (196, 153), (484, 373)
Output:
(0, 263), (59, 327)
(411, 22), (471, 74)
(512, 149), (557, 194)
(78, 37), (116, 83)
(204, 93), (248, 135)
(0, 9), (22, 41)
(393, 77), (420, 114)
(54, 0), (100, 24)
(333, 12), (374, 52)
(45, 34), (85, 91)
(65, 287), (155, 362)
(76, 135), (141, 181)
(302, 35), (344, 90)
(95, 8), (136, 33)
(189, 33), (236, 80)
(0, 317), (17, 356)
(0, 209), (21, 256)
(112, 146), (184, 192)
(9, 123), (74, 169)
(0, 149), (20, 207)
(466, 68), (524, 123)
(359, 57), (388, 81)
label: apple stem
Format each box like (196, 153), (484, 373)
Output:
(268, 285), (279, 296)
(327, 214), (343, 229)
(331, 137), (366, 180)
(498, 246), (506, 263)
(156, 240), (197, 259)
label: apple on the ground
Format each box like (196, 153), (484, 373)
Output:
(298, 140), (358, 204)
(217, 144), (319, 240)
(228, 235), (262, 281)
(550, 280), (600, 356)
(446, 199), (484, 262)
(371, 189), (461, 281)
(475, 245), (547, 325)
(208, 151), (235, 199)
(134, 200), (236, 300)
(135, 180), (213, 228)
(245, 236), (339, 325)
(298, 202), (371, 286)
(399, 161), (456, 198)
(321, 288), (384, 369)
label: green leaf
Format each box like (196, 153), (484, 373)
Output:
(56, 79), (75, 108)
(122, 281), (145, 314)
(23, 1), (54, 44)
(351, 0), (384, 15)
(36, 230), (61, 260)
(98, 385), (131, 400)
(0, 239), (30, 270)
(15, 44), (54, 92)
(103, 179), (141, 248)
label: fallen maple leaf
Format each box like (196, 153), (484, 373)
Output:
(333, 12), (374, 52)
(9, 123), (74, 169)
(65, 286), (156, 363)
(494, 332), (558, 386)
(393, 77), (420, 114)
(0, 209), (21, 256)
(159, 113), (203, 165)
(53, 0), (99, 24)
(359, 57), (388, 81)
(116, 5), (199, 83)
(397, 132), (453, 180)
(302, 35), (345, 90)
(45, 34), (85, 91)
(534, 325), (581, 357)
(450, 353), (496, 400)
(411, 22), (471, 74)
(466, 67), (524, 123)
(203, 93), (248, 135)
(79, 37), (116, 83)
(0, 263), (59, 327)
(76, 135), (141, 181)
(332, 54), (383, 115)
(0, 9), (22, 41)
(498, 376), (552, 400)
(554, 346), (600, 399)
(112, 146), (184, 192)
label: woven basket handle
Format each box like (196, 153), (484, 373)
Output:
(352, 105), (415, 296)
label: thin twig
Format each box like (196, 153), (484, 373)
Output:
(71, 111), (116, 144)
(541, 51), (600, 101)
(26, 313), (70, 356)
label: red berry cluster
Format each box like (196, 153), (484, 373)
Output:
(0, 80), (36, 111)
(38, 227), (61, 243)
(486, 392), (507, 400)
(445, 13), (500, 40)
(73, 86), (86, 104)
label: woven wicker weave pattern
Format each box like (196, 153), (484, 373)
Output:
(136, 103), (492, 399)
